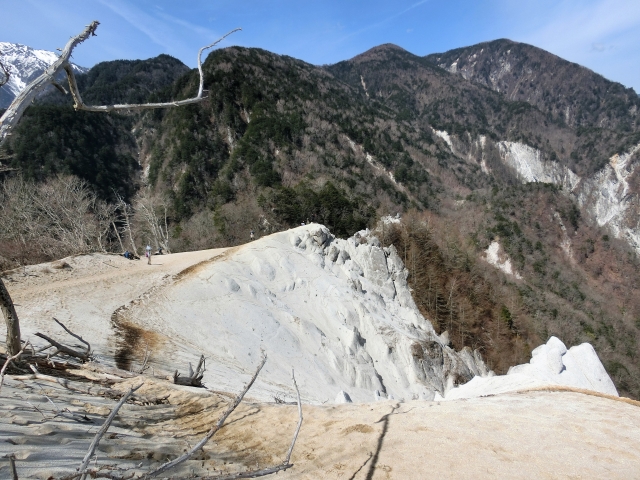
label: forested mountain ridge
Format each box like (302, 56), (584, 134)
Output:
(2, 39), (640, 398)
(0, 55), (189, 200)
(425, 39), (640, 132)
(424, 39), (640, 178)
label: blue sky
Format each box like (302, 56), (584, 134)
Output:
(2, 0), (639, 92)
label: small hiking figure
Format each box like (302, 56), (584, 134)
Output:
(158, 246), (163, 255)
(250, 230), (255, 240)
(145, 244), (152, 265)
(124, 250), (131, 260)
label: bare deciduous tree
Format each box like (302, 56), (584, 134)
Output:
(135, 190), (171, 254)
(114, 194), (139, 256)
(0, 176), (113, 261)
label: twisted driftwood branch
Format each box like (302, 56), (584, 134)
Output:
(53, 317), (91, 355)
(63, 27), (241, 113)
(1, 277), (22, 356)
(0, 23), (240, 147)
(34, 332), (89, 361)
(0, 21), (100, 146)
(195, 369), (303, 480)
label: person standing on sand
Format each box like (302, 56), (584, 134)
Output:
(250, 230), (255, 240)
(145, 244), (152, 265)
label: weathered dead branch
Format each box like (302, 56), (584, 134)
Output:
(174, 354), (206, 387)
(63, 28), (240, 114)
(198, 369), (303, 480)
(30, 318), (91, 362)
(77, 383), (143, 480)
(170, 368), (303, 480)
(143, 355), (268, 478)
(0, 21), (239, 147)
(8, 453), (18, 480)
(1, 277), (22, 356)
(34, 332), (90, 361)
(53, 317), (92, 355)
(0, 21), (99, 146)
(4, 351), (302, 479)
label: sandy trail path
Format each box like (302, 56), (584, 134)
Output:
(2, 248), (228, 363)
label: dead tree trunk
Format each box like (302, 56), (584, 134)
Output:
(0, 22), (100, 147)
(0, 22), (240, 147)
(1, 278), (21, 356)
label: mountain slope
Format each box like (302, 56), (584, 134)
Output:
(0, 55), (190, 200)
(425, 39), (640, 132)
(3, 40), (640, 398)
(424, 39), (640, 178)
(41, 54), (190, 106)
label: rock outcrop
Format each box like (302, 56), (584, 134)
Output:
(444, 336), (618, 400)
(121, 224), (490, 403)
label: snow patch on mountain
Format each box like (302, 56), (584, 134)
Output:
(0, 42), (87, 108)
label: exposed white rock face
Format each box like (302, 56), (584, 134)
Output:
(552, 211), (575, 262)
(484, 241), (522, 279)
(0, 42), (87, 108)
(444, 336), (618, 400)
(433, 129), (453, 150)
(495, 139), (640, 254)
(122, 225), (489, 404)
(497, 141), (580, 191)
(576, 142), (640, 252)
(346, 136), (401, 186)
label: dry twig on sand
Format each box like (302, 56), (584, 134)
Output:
(33, 317), (92, 362)
(0, 340), (30, 393)
(3, 350), (302, 479)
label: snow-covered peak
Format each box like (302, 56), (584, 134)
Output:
(0, 41), (88, 108)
